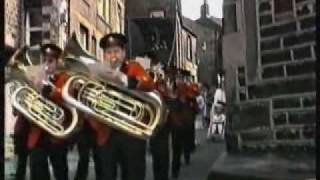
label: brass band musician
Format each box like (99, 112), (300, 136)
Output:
(9, 44), (70, 180)
(90, 33), (154, 180)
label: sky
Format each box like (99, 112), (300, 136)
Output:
(181, 0), (223, 20)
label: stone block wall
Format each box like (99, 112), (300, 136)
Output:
(228, 0), (316, 151)
(5, 0), (23, 47)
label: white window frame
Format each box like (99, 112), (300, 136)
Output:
(79, 24), (89, 50)
(150, 10), (165, 18)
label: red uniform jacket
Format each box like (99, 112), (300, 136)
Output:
(168, 82), (199, 128)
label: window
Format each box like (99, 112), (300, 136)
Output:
(79, 24), (89, 50)
(30, 31), (42, 46)
(98, 0), (103, 16)
(273, 0), (293, 21)
(26, 8), (44, 46)
(117, 3), (123, 32)
(103, 0), (109, 21)
(223, 4), (237, 34)
(202, 42), (207, 51)
(98, 0), (109, 21)
(91, 36), (97, 56)
(29, 8), (43, 27)
(187, 36), (192, 60)
(237, 66), (246, 87)
(150, 10), (165, 18)
(274, 0), (293, 14)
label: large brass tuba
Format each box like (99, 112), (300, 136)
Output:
(59, 33), (165, 139)
(5, 47), (78, 138)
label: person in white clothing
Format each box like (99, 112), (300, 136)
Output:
(213, 88), (226, 105)
(207, 101), (226, 140)
(195, 94), (205, 129)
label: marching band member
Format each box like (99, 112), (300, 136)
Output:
(182, 81), (199, 163)
(13, 100), (30, 180)
(10, 44), (70, 180)
(170, 78), (199, 179)
(95, 33), (154, 180)
(145, 51), (171, 180)
(74, 114), (101, 180)
(6, 46), (30, 180)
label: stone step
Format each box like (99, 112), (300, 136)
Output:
(207, 152), (316, 180)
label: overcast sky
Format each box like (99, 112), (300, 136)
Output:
(181, 0), (223, 20)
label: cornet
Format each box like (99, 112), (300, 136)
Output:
(5, 47), (78, 138)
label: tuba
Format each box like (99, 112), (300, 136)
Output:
(5, 47), (78, 138)
(56, 33), (165, 139)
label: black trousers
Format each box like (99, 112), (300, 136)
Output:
(29, 141), (69, 180)
(74, 128), (101, 180)
(150, 124), (170, 180)
(187, 121), (196, 154)
(171, 126), (194, 178)
(14, 135), (29, 180)
(100, 131), (146, 180)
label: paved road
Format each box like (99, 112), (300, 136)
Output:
(5, 128), (226, 180)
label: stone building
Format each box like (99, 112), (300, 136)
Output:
(69, 0), (125, 60)
(71, 0), (125, 59)
(5, 0), (125, 61)
(4, 0), (25, 161)
(223, 0), (316, 151)
(180, 23), (198, 82)
(5, 0), (24, 48)
(126, 0), (198, 82)
(182, 0), (222, 88)
(23, 0), (69, 49)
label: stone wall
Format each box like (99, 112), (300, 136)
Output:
(5, 0), (23, 47)
(227, 0), (316, 151)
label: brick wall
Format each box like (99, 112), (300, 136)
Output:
(230, 0), (316, 151)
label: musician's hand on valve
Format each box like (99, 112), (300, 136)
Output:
(114, 71), (128, 86)
(103, 70), (128, 86)
(41, 84), (53, 98)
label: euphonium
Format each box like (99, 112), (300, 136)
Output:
(5, 48), (78, 138)
(55, 33), (165, 139)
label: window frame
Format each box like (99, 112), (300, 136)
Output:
(117, 2), (124, 33)
(274, 0), (293, 15)
(273, 0), (294, 22)
(149, 9), (165, 18)
(91, 36), (97, 56)
(79, 24), (89, 51)
(25, 8), (44, 46)
(187, 35), (192, 60)
(98, 0), (110, 22)
(223, 3), (238, 34)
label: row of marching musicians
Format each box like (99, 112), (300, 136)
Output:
(7, 32), (201, 180)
